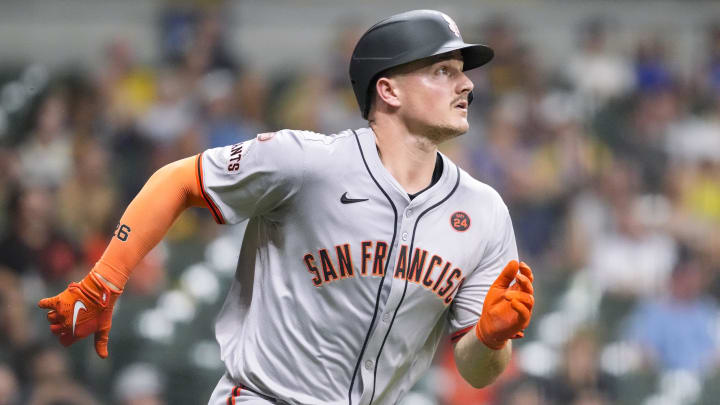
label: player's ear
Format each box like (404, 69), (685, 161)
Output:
(375, 77), (402, 110)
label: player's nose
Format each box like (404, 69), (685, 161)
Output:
(457, 72), (474, 97)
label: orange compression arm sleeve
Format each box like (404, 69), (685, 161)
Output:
(91, 155), (208, 288)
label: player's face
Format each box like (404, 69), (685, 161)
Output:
(395, 52), (474, 142)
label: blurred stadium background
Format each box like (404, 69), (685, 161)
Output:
(1, 0), (720, 404)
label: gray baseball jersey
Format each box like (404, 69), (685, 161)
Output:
(197, 127), (518, 405)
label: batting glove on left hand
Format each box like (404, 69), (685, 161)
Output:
(38, 272), (122, 358)
(475, 260), (534, 350)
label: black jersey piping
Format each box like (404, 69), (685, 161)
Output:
(368, 165), (461, 405)
(196, 152), (225, 224)
(348, 130), (399, 405)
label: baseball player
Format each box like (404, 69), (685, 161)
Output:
(38, 10), (534, 405)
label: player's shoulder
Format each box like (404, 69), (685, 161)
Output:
(255, 128), (359, 151)
(455, 165), (508, 211)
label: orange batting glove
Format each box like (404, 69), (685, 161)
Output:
(37, 272), (122, 358)
(475, 260), (534, 350)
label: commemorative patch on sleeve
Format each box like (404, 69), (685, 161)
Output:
(257, 132), (276, 142)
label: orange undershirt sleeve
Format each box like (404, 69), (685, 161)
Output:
(91, 154), (210, 289)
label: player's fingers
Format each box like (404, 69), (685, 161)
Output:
(492, 260), (519, 288)
(47, 310), (63, 324)
(513, 273), (534, 295)
(519, 261), (534, 283)
(37, 296), (59, 309)
(506, 290), (534, 310)
(59, 333), (75, 347)
(509, 298), (531, 326)
(49, 323), (66, 336)
(94, 329), (109, 359)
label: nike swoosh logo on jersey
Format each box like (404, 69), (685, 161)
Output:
(340, 192), (368, 204)
(72, 300), (87, 336)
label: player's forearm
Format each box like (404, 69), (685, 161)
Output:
(453, 330), (512, 388)
(92, 156), (206, 288)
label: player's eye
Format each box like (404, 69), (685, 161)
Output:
(437, 66), (450, 76)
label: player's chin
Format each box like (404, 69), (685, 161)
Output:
(450, 115), (469, 134)
(452, 109), (469, 127)
(438, 122), (468, 141)
(457, 119), (469, 133)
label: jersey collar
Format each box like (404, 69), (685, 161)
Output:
(355, 127), (459, 207)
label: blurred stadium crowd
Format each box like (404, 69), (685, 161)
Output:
(1, 2), (720, 405)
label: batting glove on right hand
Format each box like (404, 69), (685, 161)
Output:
(38, 272), (122, 358)
(475, 260), (534, 350)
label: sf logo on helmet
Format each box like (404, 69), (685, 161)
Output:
(440, 13), (461, 38)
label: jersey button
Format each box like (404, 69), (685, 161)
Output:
(365, 360), (374, 370)
(382, 313), (391, 322)
(406, 209), (412, 217)
(402, 232), (408, 241)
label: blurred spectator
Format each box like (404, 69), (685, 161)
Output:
(665, 104), (720, 168)
(509, 92), (603, 257)
(17, 91), (73, 188)
(496, 375), (549, 405)
(234, 70), (270, 135)
(270, 72), (326, 131)
(0, 269), (32, 353)
(173, 6), (241, 108)
(159, 4), (238, 73)
(22, 344), (99, 405)
(114, 363), (166, 405)
(192, 7), (239, 74)
(627, 88), (679, 192)
(65, 75), (104, 144)
(569, 390), (609, 405)
(469, 96), (526, 197)
(592, 87), (679, 195)
(0, 147), (21, 231)
(633, 35), (674, 94)
(199, 69), (255, 148)
(571, 162), (677, 298)
(109, 124), (157, 207)
(317, 21), (367, 133)
(667, 159), (720, 264)
(0, 362), (20, 405)
(703, 23), (720, 96)
(584, 194), (677, 298)
(564, 18), (634, 114)
(625, 257), (720, 375)
(98, 37), (156, 129)
(138, 68), (194, 146)
(56, 140), (118, 264)
(545, 329), (618, 404)
(158, 3), (197, 64)
(0, 183), (81, 282)
(474, 17), (536, 95)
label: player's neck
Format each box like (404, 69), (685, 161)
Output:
(370, 120), (439, 195)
